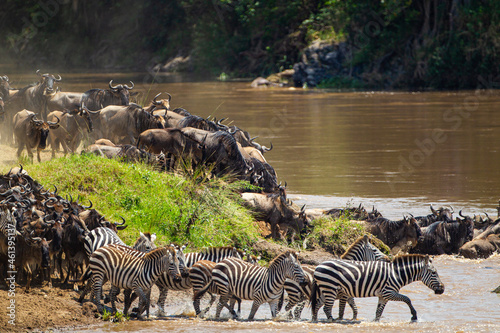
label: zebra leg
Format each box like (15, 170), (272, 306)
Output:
(227, 296), (241, 318)
(247, 300), (263, 321)
(347, 297), (358, 320)
(269, 298), (280, 318)
(202, 292), (217, 317)
(293, 300), (307, 320)
(375, 297), (388, 322)
(92, 276), (104, 314)
(215, 294), (231, 319)
(123, 289), (132, 316)
(109, 286), (119, 314)
(156, 286), (168, 317)
(322, 287), (339, 322)
(134, 286), (148, 320)
(383, 291), (417, 321)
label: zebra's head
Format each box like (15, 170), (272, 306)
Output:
(421, 255), (445, 295)
(171, 243), (190, 278)
(164, 246), (182, 282)
(285, 251), (307, 286)
(133, 231), (157, 253)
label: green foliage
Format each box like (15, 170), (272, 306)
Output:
(102, 309), (128, 323)
(307, 214), (367, 255)
(27, 154), (260, 249)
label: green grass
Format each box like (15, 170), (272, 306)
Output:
(25, 154), (260, 250)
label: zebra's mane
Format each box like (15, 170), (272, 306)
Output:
(269, 250), (297, 267)
(341, 235), (369, 259)
(144, 245), (174, 259)
(392, 253), (428, 264)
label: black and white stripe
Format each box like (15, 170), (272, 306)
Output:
(311, 254), (445, 322)
(207, 250), (306, 320)
(190, 254), (260, 317)
(155, 246), (242, 315)
(281, 235), (389, 320)
(78, 229), (157, 303)
(89, 243), (180, 319)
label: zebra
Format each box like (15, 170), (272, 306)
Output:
(190, 253), (260, 317)
(78, 228), (157, 303)
(198, 250), (306, 320)
(311, 254), (445, 322)
(154, 246), (243, 316)
(89, 243), (180, 319)
(280, 235), (390, 320)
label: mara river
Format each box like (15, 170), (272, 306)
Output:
(4, 72), (500, 332)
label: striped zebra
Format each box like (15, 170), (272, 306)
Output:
(78, 229), (157, 303)
(311, 254), (445, 322)
(155, 246), (243, 316)
(202, 250), (306, 320)
(190, 253), (261, 317)
(89, 243), (180, 319)
(281, 235), (390, 320)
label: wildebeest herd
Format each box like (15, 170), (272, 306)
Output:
(0, 71), (499, 323)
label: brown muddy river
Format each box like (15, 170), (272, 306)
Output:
(3, 72), (500, 331)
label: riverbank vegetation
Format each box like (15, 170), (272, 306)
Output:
(1, 1), (499, 89)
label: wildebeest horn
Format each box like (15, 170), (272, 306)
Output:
(82, 103), (100, 114)
(262, 142), (273, 152)
(484, 212), (490, 218)
(153, 92), (162, 105)
(448, 205), (454, 213)
(217, 118), (226, 125)
(250, 136), (258, 142)
(109, 80), (118, 89)
(36, 69), (42, 76)
(54, 74), (62, 81)
(165, 92), (172, 102)
(82, 199), (92, 209)
(459, 210), (465, 218)
(301, 204), (306, 212)
(47, 115), (60, 126)
(0, 188), (13, 197)
(228, 127), (236, 134)
(116, 216), (126, 225)
(430, 204), (438, 215)
(124, 81), (134, 89)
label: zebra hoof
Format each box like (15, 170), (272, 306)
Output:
(411, 316), (418, 322)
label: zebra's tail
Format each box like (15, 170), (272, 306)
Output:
(193, 279), (213, 301)
(310, 279), (318, 310)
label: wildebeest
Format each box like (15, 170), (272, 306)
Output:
(240, 189), (309, 240)
(136, 128), (204, 170)
(13, 110), (60, 162)
(181, 127), (250, 176)
(459, 234), (500, 259)
(177, 115), (220, 131)
(61, 213), (89, 290)
(48, 107), (95, 157)
(81, 80), (134, 111)
(229, 125), (272, 154)
(99, 104), (166, 144)
(413, 205), (454, 227)
(14, 233), (51, 290)
(47, 91), (84, 113)
(145, 92), (172, 114)
(20, 70), (62, 120)
(363, 216), (421, 254)
(410, 218), (474, 255)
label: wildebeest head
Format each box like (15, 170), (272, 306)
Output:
(29, 114), (60, 149)
(0, 75), (10, 98)
(109, 80), (134, 105)
(80, 104), (96, 133)
(36, 69), (61, 96)
(148, 92), (171, 113)
(430, 205), (454, 221)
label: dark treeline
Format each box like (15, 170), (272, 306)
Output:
(0, 0), (499, 89)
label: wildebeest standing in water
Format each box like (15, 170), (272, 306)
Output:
(80, 80), (134, 111)
(13, 110), (60, 162)
(363, 216), (422, 254)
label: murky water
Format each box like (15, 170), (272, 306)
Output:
(75, 255), (499, 333)
(4, 72), (500, 331)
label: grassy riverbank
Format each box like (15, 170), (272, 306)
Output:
(25, 154), (260, 249)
